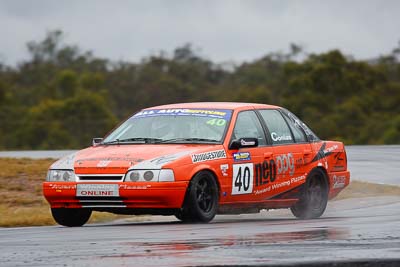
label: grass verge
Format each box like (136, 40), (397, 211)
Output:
(334, 180), (400, 200)
(0, 158), (132, 227)
(0, 158), (399, 227)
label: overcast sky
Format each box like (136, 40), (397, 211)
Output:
(0, 0), (399, 65)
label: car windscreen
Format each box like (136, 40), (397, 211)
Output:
(103, 108), (233, 144)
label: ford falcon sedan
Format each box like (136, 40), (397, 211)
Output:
(43, 102), (350, 226)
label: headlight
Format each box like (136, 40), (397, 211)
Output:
(158, 169), (174, 182)
(47, 170), (76, 182)
(129, 171), (140, 182)
(143, 171), (154, 181)
(124, 169), (175, 182)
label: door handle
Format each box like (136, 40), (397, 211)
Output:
(264, 152), (273, 158)
(303, 150), (312, 164)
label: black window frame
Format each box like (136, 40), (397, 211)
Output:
(279, 108), (320, 142)
(255, 108), (308, 146)
(278, 109), (308, 144)
(229, 110), (269, 147)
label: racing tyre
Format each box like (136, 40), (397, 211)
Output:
(51, 208), (92, 227)
(174, 211), (193, 223)
(290, 169), (328, 219)
(178, 171), (219, 223)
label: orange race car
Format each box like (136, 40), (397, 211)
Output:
(43, 102), (350, 226)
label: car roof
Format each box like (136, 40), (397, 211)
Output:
(144, 102), (280, 110)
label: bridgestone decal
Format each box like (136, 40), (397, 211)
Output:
(191, 150), (227, 163)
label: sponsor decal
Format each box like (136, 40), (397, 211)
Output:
(271, 180), (291, 190)
(276, 153), (295, 176)
(312, 142), (338, 163)
(333, 165), (345, 171)
(119, 184), (151, 190)
(295, 158), (304, 166)
(76, 184), (119, 197)
(333, 175), (346, 189)
(255, 159), (277, 186)
(324, 144), (338, 154)
(254, 153), (295, 187)
(97, 160), (111, 167)
(232, 163), (254, 195)
(220, 164), (229, 177)
(240, 139), (255, 146)
(254, 181), (290, 195)
(290, 174), (306, 183)
(132, 109), (232, 120)
(49, 184), (76, 190)
(254, 173), (307, 195)
(233, 152), (251, 161)
(271, 132), (292, 142)
(78, 157), (144, 163)
(191, 150), (227, 163)
(254, 187), (271, 195)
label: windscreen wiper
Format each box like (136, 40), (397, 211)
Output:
(159, 138), (220, 143)
(102, 137), (163, 145)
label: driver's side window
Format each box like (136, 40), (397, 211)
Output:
(232, 111), (266, 146)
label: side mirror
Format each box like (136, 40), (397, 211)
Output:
(229, 138), (258, 150)
(92, 138), (103, 146)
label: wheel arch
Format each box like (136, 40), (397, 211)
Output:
(188, 168), (221, 195)
(314, 166), (330, 190)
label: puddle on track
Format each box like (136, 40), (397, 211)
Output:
(103, 228), (349, 259)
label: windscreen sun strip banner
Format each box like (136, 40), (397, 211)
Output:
(131, 109), (232, 120)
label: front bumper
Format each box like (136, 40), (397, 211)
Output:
(43, 181), (188, 209)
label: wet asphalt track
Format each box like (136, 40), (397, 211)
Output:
(346, 145), (400, 186)
(1, 196), (399, 267)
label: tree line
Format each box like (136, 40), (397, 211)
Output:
(0, 30), (399, 149)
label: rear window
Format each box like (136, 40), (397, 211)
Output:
(258, 109), (294, 145)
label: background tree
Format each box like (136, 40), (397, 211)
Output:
(0, 30), (399, 149)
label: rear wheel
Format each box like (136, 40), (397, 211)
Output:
(290, 169), (328, 219)
(176, 171), (219, 223)
(51, 208), (92, 227)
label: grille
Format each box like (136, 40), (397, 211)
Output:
(77, 196), (125, 208)
(78, 175), (124, 181)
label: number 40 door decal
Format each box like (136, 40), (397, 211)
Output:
(232, 163), (254, 195)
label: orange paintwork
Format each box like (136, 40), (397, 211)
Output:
(43, 102), (350, 214)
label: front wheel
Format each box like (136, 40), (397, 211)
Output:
(290, 169), (328, 219)
(51, 208), (92, 227)
(177, 171), (219, 223)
